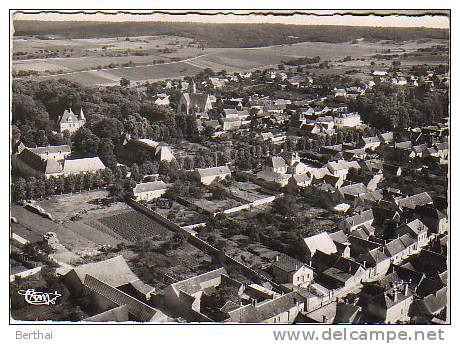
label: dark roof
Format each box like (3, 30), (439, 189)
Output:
(384, 238), (407, 257)
(272, 254), (308, 273)
(341, 209), (374, 228)
(15, 148), (63, 174)
(396, 192), (433, 210)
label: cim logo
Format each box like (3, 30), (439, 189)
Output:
(17, 289), (62, 306)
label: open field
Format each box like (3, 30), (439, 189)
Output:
(12, 36), (448, 86)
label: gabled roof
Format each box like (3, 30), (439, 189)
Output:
(340, 183), (368, 197)
(341, 209), (374, 228)
(85, 305), (129, 322)
(62, 157), (105, 174)
(272, 254), (310, 274)
(59, 108), (79, 124)
(29, 145), (71, 156)
(396, 219), (429, 238)
(266, 156), (287, 169)
(394, 141), (413, 150)
(15, 148), (63, 174)
(70, 255), (140, 288)
(84, 275), (164, 322)
(384, 238), (407, 257)
(291, 173), (312, 184)
(303, 232), (337, 256)
(362, 136), (380, 144)
(197, 166), (231, 178)
(133, 181), (168, 194)
(395, 192), (433, 210)
(170, 267), (227, 296)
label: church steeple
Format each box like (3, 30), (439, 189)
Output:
(79, 108), (85, 121)
(191, 79), (197, 94)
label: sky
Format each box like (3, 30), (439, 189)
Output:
(13, 10), (450, 29)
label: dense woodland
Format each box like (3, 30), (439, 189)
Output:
(14, 21), (449, 47)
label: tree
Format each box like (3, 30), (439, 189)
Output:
(12, 178), (27, 202)
(55, 176), (65, 194)
(272, 195), (300, 217)
(65, 174), (77, 193)
(131, 163), (141, 182)
(25, 177), (37, 199)
(45, 177), (56, 196)
(120, 77), (131, 87)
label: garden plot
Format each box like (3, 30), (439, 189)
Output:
(98, 209), (172, 242)
(185, 192), (245, 215)
(153, 201), (206, 227)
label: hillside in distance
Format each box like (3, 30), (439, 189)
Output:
(13, 20), (449, 48)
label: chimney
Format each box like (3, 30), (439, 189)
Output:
(393, 285), (399, 303)
(276, 255), (279, 262)
(295, 264), (298, 270)
(363, 261), (367, 269)
(404, 284), (409, 296)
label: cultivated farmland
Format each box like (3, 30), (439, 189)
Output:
(98, 209), (171, 241)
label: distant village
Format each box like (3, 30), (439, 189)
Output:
(11, 56), (449, 324)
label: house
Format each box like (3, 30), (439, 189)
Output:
(82, 275), (167, 322)
(303, 232), (337, 260)
(378, 132), (394, 144)
(339, 183), (369, 201)
(84, 305), (130, 322)
(413, 205), (448, 235)
(288, 173), (313, 188)
(155, 145), (175, 162)
(371, 70), (387, 76)
(338, 209), (374, 232)
(272, 254), (314, 287)
(27, 145), (71, 161)
(58, 108), (86, 133)
(13, 148), (66, 178)
(133, 181), (169, 202)
(209, 77), (227, 88)
(333, 88), (347, 98)
(195, 166), (231, 185)
(263, 156), (288, 174)
(122, 139), (174, 162)
(356, 248), (391, 281)
(382, 163), (402, 178)
(164, 267), (237, 319)
(361, 136), (381, 151)
(410, 286), (447, 322)
(154, 94), (170, 106)
(302, 301), (361, 324)
(222, 117), (242, 131)
(12, 148), (105, 178)
(366, 283), (413, 323)
(177, 81), (212, 114)
(334, 112), (362, 128)
(225, 291), (307, 323)
(395, 219), (430, 250)
(395, 192), (433, 211)
(384, 236), (414, 264)
(62, 157), (105, 176)
(326, 160), (360, 179)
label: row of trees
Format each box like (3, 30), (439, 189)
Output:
(11, 168), (119, 202)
